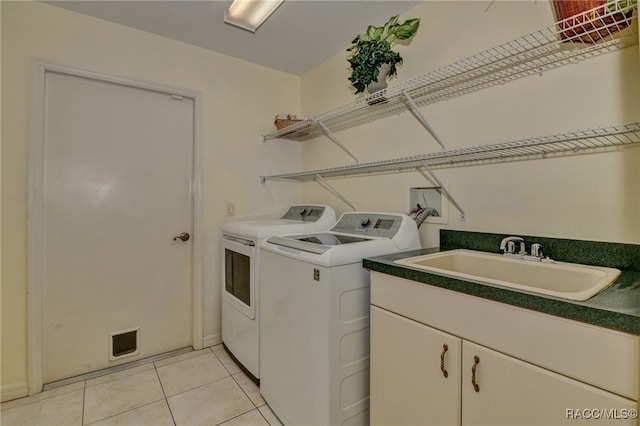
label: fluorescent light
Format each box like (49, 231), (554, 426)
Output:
(224, 0), (285, 33)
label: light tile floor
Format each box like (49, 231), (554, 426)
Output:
(1, 345), (282, 426)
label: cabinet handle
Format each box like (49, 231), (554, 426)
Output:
(471, 355), (480, 392)
(440, 343), (449, 378)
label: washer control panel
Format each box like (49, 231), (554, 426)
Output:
(281, 205), (327, 222)
(331, 213), (404, 238)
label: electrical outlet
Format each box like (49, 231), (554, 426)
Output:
(226, 202), (235, 217)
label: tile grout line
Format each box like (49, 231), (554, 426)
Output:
(257, 405), (281, 426)
(229, 371), (265, 408)
(214, 407), (258, 426)
(197, 347), (269, 425)
(82, 364), (170, 425)
(153, 367), (236, 402)
(158, 348), (258, 426)
(81, 363), (170, 426)
(217, 349), (274, 425)
(81, 381), (86, 426)
(227, 374), (275, 426)
(230, 374), (256, 406)
(152, 360), (178, 426)
(211, 347), (237, 376)
(81, 400), (170, 426)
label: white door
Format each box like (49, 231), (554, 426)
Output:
(41, 70), (194, 383)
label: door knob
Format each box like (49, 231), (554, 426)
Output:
(173, 232), (190, 242)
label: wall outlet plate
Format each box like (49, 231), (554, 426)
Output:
(410, 187), (448, 224)
(226, 202), (236, 217)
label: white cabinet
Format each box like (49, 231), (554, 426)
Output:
(461, 341), (637, 426)
(370, 306), (461, 426)
(370, 272), (640, 426)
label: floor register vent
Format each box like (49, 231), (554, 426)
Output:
(109, 327), (140, 361)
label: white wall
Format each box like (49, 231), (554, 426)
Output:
(1, 1), (300, 398)
(298, 1), (640, 247)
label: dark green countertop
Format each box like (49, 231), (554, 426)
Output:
(363, 230), (640, 335)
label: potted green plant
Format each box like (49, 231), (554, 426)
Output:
(606, 0), (637, 12)
(347, 15), (421, 94)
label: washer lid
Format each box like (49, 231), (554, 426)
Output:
(265, 236), (332, 254)
(265, 233), (374, 255)
(294, 233), (371, 245)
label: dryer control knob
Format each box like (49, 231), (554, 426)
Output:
(360, 217), (370, 226)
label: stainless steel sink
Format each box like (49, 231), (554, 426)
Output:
(394, 249), (620, 301)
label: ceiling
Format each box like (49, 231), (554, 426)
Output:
(44, 0), (423, 75)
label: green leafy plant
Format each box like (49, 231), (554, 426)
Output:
(347, 15), (421, 94)
(606, 0), (637, 13)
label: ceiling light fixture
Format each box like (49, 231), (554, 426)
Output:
(224, 0), (285, 33)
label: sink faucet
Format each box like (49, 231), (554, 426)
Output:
(500, 236), (546, 262)
(500, 236), (524, 255)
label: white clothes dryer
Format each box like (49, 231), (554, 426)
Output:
(221, 204), (336, 383)
(259, 212), (421, 426)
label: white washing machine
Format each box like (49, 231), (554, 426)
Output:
(222, 204), (336, 383)
(259, 212), (421, 426)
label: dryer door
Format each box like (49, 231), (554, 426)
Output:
(222, 236), (256, 319)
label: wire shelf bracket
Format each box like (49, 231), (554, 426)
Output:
(401, 89), (447, 151)
(418, 160), (465, 221)
(314, 174), (357, 211)
(318, 120), (359, 163)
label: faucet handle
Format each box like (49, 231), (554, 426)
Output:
(500, 236), (524, 253)
(531, 243), (543, 258)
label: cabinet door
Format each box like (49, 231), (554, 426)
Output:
(370, 306), (461, 426)
(461, 341), (638, 426)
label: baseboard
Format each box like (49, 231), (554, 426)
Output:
(203, 332), (221, 348)
(1, 382), (29, 403)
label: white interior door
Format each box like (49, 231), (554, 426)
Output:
(41, 70), (194, 383)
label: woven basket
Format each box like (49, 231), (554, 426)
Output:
(274, 116), (304, 130)
(552, 0), (634, 44)
(273, 115), (309, 136)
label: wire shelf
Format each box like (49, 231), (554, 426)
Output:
(264, 1), (637, 142)
(261, 123), (640, 182)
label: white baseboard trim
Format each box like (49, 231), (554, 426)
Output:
(203, 332), (221, 348)
(1, 382), (29, 403)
